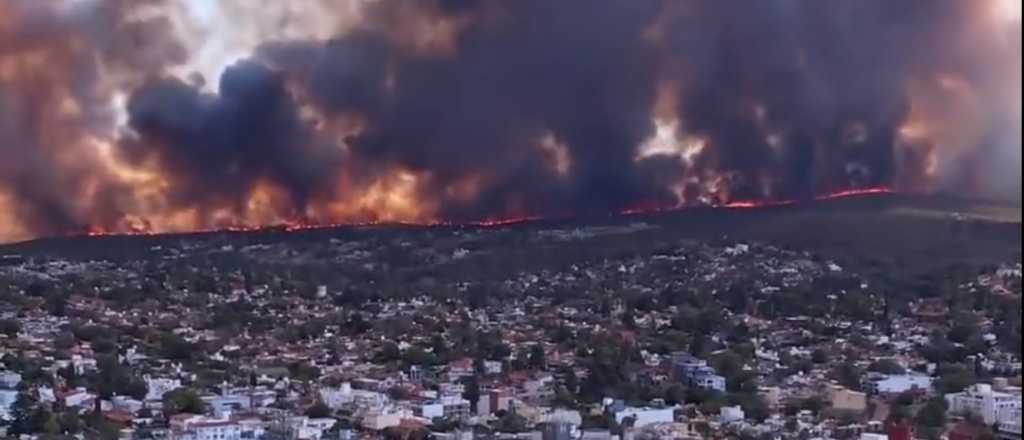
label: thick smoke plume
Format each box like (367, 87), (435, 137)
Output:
(0, 0), (1020, 241)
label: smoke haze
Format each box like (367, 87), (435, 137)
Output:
(0, 0), (1020, 241)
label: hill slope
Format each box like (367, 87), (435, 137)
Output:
(0, 193), (1019, 276)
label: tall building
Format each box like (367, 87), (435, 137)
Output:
(997, 408), (1021, 440)
(945, 384), (1022, 425)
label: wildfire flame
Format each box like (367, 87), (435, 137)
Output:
(79, 187), (894, 239)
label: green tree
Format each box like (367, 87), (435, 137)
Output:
(377, 342), (401, 363)
(947, 317), (979, 344)
(730, 393), (769, 422)
(664, 383), (687, 405)
(868, 359), (906, 375)
(834, 362), (863, 390)
(58, 411), (82, 435)
(800, 395), (826, 415)
(713, 351), (744, 380)
(58, 363), (80, 388)
(288, 361), (322, 382)
(402, 347), (440, 366)
(0, 318), (20, 337)
(935, 365), (975, 394)
(159, 332), (195, 361)
(463, 375), (481, 408)
(528, 344), (547, 370)
(305, 401), (332, 418)
(42, 414), (61, 435)
(10, 392), (53, 435)
(431, 335), (450, 363)
(563, 367), (579, 395)
(494, 412), (528, 433)
(46, 293), (68, 317)
(93, 355), (148, 402)
(811, 349), (830, 364)
(163, 389), (207, 415)
(916, 398), (947, 428)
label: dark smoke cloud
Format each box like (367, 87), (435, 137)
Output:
(0, 0), (1019, 241)
(123, 60), (344, 214)
(663, 1), (984, 199)
(0, 0), (186, 237)
(259, 0), (677, 217)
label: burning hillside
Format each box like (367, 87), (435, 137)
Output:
(78, 186), (895, 240)
(0, 0), (1020, 242)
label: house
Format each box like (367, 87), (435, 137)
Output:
(145, 375), (183, 401)
(519, 375), (556, 403)
(690, 369), (727, 392)
(671, 353), (726, 392)
(361, 407), (410, 431)
(484, 360), (503, 375)
(417, 402), (444, 420)
(169, 414), (266, 440)
(830, 386), (868, 412)
(998, 408), (1021, 440)
(0, 389), (18, 421)
(671, 353), (708, 378)
(285, 416), (336, 440)
(480, 388), (512, 416)
(612, 406), (675, 428)
(539, 408), (582, 427)
(945, 384), (1022, 425)
(203, 393), (252, 417)
(439, 382), (465, 397)
(720, 405), (745, 423)
(319, 382), (388, 411)
(0, 371), (22, 389)
(447, 358), (475, 380)
(864, 374), (933, 396)
(633, 422), (703, 440)
(440, 395), (472, 420)
(61, 388), (97, 412)
(111, 395), (144, 414)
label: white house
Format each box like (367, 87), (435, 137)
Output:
(145, 375), (183, 401)
(865, 374), (933, 395)
(287, 416), (336, 440)
(720, 406), (745, 424)
(945, 384), (1022, 425)
(613, 406), (675, 428)
(169, 414), (266, 440)
(418, 402), (445, 420)
(62, 388), (97, 411)
(998, 408), (1021, 439)
(439, 395), (472, 420)
(483, 360), (503, 375)
(0, 389), (18, 421)
(361, 407), (410, 431)
(0, 371), (22, 389)
(319, 383), (388, 411)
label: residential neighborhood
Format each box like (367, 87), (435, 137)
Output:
(0, 224), (1019, 440)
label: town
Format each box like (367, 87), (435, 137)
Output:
(0, 217), (1019, 440)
